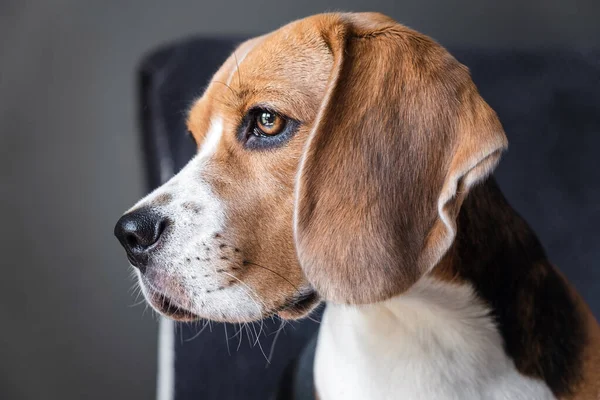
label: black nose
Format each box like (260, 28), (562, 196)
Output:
(114, 208), (169, 270)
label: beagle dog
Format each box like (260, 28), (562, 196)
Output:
(115, 12), (600, 400)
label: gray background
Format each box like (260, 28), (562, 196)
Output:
(1, 1), (599, 399)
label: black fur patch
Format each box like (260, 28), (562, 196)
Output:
(450, 178), (587, 397)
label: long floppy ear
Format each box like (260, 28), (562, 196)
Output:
(294, 13), (508, 304)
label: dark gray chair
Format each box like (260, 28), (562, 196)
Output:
(138, 38), (600, 399)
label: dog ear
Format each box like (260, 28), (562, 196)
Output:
(293, 13), (508, 304)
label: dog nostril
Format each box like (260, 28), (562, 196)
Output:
(157, 219), (168, 239)
(125, 233), (139, 249)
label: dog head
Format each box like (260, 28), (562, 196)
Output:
(114, 12), (507, 323)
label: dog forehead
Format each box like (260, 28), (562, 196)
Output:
(240, 20), (332, 90)
(188, 20), (334, 139)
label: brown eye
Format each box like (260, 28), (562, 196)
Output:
(240, 108), (299, 150)
(255, 111), (285, 136)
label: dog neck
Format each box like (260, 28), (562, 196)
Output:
(314, 178), (588, 400)
(432, 178), (586, 397)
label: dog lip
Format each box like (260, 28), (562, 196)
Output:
(148, 289), (199, 322)
(278, 289), (319, 316)
(126, 253), (145, 269)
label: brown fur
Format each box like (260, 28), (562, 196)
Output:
(295, 13), (505, 304)
(564, 278), (600, 399)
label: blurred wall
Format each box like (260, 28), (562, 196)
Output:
(1, 0), (598, 399)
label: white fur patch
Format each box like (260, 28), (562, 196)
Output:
(314, 278), (555, 400)
(198, 117), (223, 159)
(128, 115), (266, 322)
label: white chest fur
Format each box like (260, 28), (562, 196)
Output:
(314, 278), (555, 400)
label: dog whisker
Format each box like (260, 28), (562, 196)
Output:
(242, 260), (305, 298)
(249, 321), (268, 362)
(212, 81), (237, 98)
(221, 271), (267, 314)
(233, 50), (243, 88)
(129, 296), (148, 308)
(223, 324), (231, 356)
(185, 320), (209, 342)
(237, 322), (245, 351)
(244, 323), (252, 347)
(267, 318), (287, 365)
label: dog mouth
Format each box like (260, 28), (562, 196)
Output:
(276, 290), (320, 320)
(140, 276), (319, 322)
(149, 288), (319, 322)
(147, 290), (200, 322)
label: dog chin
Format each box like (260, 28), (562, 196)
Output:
(140, 277), (320, 323)
(145, 289), (201, 322)
(146, 292), (321, 323)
